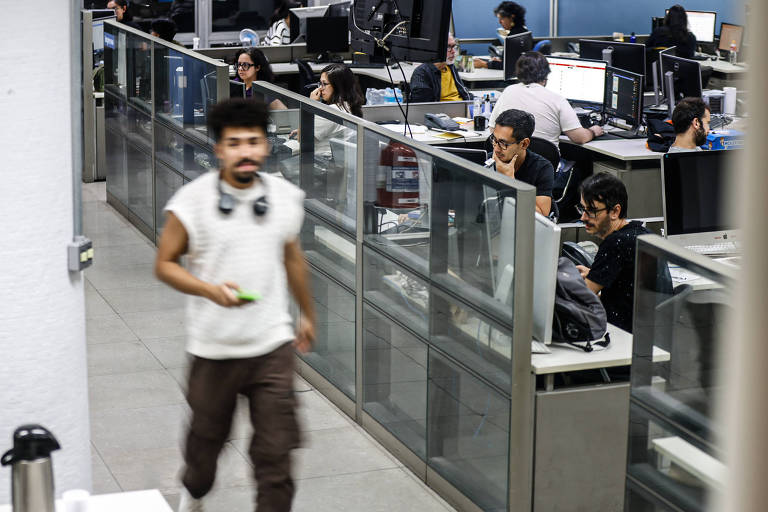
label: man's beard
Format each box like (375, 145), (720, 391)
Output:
(694, 125), (707, 146)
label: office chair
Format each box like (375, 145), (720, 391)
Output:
(533, 39), (552, 55)
(295, 59), (318, 97)
(528, 137), (561, 222)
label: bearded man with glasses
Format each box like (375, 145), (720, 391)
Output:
(409, 33), (470, 103)
(575, 173), (670, 333)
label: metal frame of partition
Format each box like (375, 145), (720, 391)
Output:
(102, 21), (539, 505)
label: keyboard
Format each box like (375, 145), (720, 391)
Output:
(685, 241), (741, 256)
(608, 129), (647, 139)
(531, 340), (551, 354)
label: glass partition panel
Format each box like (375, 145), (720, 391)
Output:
(363, 305), (427, 460)
(153, 45), (220, 137)
(299, 271), (356, 399)
(155, 161), (184, 238)
(124, 140), (154, 232)
(300, 212), (355, 289)
(104, 93), (128, 206)
(103, 24), (127, 98)
(154, 121), (216, 181)
(428, 349), (510, 511)
(126, 31), (152, 114)
(363, 247), (429, 340)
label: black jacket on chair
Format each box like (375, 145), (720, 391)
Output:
(408, 63), (470, 103)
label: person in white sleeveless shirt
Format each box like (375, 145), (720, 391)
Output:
(156, 98), (315, 512)
(262, 1), (299, 46)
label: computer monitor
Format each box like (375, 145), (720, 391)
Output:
(718, 23), (744, 52)
(660, 53), (702, 103)
(686, 10), (717, 44)
(604, 66), (643, 127)
(435, 147), (488, 166)
(327, 0), (352, 19)
(661, 150), (740, 247)
(229, 80), (245, 99)
(532, 213), (560, 344)
(306, 16), (350, 59)
(545, 56), (606, 106)
(350, 0), (452, 62)
(502, 31), (534, 81)
(289, 6), (329, 44)
(579, 39), (646, 77)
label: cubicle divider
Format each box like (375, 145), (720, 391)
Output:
(103, 21), (538, 509)
(196, 44), (353, 66)
(627, 235), (736, 510)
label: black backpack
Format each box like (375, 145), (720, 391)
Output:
(552, 257), (610, 352)
(646, 118), (676, 153)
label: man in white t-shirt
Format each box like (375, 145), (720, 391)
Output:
(155, 99), (315, 512)
(489, 51), (604, 148)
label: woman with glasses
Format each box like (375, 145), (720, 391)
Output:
(308, 63), (363, 154)
(233, 48), (287, 110)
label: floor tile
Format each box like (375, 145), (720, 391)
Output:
(90, 404), (187, 459)
(85, 289), (116, 318)
(121, 308), (186, 340)
(144, 336), (190, 369)
(87, 341), (163, 376)
(99, 284), (185, 314)
(91, 446), (122, 494)
(86, 313), (139, 345)
(85, 263), (159, 291)
(88, 370), (185, 411)
(295, 390), (353, 432)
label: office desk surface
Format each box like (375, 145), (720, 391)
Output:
(708, 59), (749, 74)
(271, 60), (419, 82)
(459, 68), (505, 82)
(532, 323), (670, 374)
(560, 135), (662, 161)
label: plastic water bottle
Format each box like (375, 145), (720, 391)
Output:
(482, 95), (492, 121)
(728, 40), (737, 64)
(472, 95), (481, 119)
(384, 88), (395, 103)
(394, 88), (403, 103)
(629, 32), (637, 43)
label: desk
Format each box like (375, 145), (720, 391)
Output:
(0, 490), (172, 512)
(379, 124), (490, 145)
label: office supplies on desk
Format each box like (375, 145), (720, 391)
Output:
(424, 113), (461, 131)
(705, 129), (743, 150)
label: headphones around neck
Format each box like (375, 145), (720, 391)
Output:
(217, 173), (269, 218)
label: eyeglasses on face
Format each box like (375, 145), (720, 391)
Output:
(489, 134), (518, 151)
(236, 62), (255, 70)
(575, 203), (609, 218)
(318, 80), (331, 88)
(447, 44), (458, 51)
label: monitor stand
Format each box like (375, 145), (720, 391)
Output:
(314, 52), (344, 64)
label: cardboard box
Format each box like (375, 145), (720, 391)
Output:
(704, 130), (744, 150)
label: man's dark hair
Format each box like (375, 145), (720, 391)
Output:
(515, 51), (550, 85)
(112, 0), (128, 7)
(270, 1), (301, 25)
(495, 108), (535, 141)
(579, 172), (629, 219)
(151, 19), (177, 42)
(207, 99), (269, 142)
(494, 1), (526, 26)
(671, 97), (710, 134)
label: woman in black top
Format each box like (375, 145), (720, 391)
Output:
(475, 1), (529, 69)
(646, 4), (697, 59)
(233, 48), (286, 110)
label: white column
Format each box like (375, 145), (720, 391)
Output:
(0, 1), (91, 503)
(719, 2), (768, 511)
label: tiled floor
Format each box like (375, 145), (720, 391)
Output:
(82, 182), (454, 511)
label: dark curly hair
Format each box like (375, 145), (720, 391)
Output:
(494, 1), (526, 27)
(207, 98), (270, 142)
(233, 47), (275, 84)
(494, 108), (535, 141)
(579, 172), (629, 219)
(664, 5), (690, 43)
(671, 97), (710, 135)
(515, 51), (550, 85)
(321, 63), (364, 117)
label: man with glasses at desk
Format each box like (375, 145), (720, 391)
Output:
(484, 109), (553, 217)
(409, 34), (470, 103)
(575, 173), (670, 333)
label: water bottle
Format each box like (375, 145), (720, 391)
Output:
(472, 95), (481, 119)
(728, 40), (737, 64)
(1, 425), (61, 512)
(483, 95), (492, 121)
(384, 87), (395, 103)
(629, 32), (637, 43)
(394, 87), (403, 103)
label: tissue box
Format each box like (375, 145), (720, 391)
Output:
(704, 130), (744, 151)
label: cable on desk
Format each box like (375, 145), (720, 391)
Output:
(384, 57), (413, 138)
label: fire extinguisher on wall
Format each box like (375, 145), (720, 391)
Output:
(376, 141), (420, 209)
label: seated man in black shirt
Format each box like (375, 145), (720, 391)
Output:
(484, 108), (553, 216)
(576, 173), (648, 332)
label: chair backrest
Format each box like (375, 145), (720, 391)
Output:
(295, 59), (318, 97)
(533, 39), (552, 55)
(528, 137), (559, 172)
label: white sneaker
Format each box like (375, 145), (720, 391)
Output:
(178, 488), (205, 512)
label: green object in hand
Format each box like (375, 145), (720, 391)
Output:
(236, 289), (261, 302)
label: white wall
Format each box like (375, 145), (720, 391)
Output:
(0, 1), (91, 503)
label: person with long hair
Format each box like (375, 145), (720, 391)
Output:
(475, 1), (529, 69)
(263, 1), (300, 46)
(646, 4), (697, 59)
(308, 63), (364, 154)
(233, 47), (287, 110)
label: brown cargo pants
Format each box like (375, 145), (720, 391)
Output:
(181, 341), (300, 511)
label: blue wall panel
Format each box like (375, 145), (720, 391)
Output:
(557, 0), (745, 37)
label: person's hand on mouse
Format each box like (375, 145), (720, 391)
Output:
(589, 125), (604, 138)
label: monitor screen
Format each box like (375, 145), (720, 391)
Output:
(685, 10), (717, 43)
(604, 67), (643, 126)
(660, 54), (702, 102)
(579, 39), (646, 77)
(718, 23), (744, 52)
(545, 56), (606, 105)
(306, 16), (350, 54)
(229, 80), (245, 99)
(502, 31), (533, 81)
(662, 150), (737, 237)
(289, 6), (329, 43)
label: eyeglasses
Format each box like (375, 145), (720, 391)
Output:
(489, 134), (518, 151)
(575, 204), (609, 218)
(236, 62), (255, 70)
(318, 80), (331, 88)
(447, 44), (458, 51)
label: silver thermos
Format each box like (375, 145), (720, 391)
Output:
(1, 425), (60, 512)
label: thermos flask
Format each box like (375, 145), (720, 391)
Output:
(1, 425), (60, 512)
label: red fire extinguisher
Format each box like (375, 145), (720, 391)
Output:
(376, 141), (420, 209)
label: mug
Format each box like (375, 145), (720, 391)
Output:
(474, 116), (488, 131)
